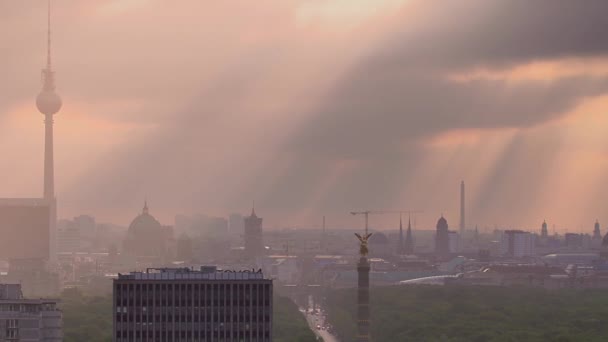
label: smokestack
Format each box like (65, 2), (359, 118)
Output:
(460, 180), (465, 235)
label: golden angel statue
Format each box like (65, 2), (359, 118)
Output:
(355, 233), (373, 257)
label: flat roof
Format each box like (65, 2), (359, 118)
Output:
(116, 267), (271, 281)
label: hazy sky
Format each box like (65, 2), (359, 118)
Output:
(3, 0), (608, 232)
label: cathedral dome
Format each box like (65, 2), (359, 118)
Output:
(127, 202), (161, 235)
(123, 202), (171, 258)
(369, 232), (389, 245)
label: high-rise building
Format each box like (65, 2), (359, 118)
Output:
(113, 267), (273, 341)
(244, 207), (264, 259)
(460, 181), (465, 235)
(502, 230), (535, 257)
(435, 216), (450, 258)
(0, 284), (62, 341)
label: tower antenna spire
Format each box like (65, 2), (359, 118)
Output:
(47, 0), (52, 71)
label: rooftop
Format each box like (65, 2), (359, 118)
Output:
(116, 266), (270, 281)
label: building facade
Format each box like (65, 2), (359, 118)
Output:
(113, 267), (273, 341)
(0, 284), (62, 341)
(502, 230), (535, 258)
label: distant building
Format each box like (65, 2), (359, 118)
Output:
(541, 220), (548, 239)
(0, 199), (51, 260)
(502, 230), (535, 258)
(565, 233), (584, 249)
(601, 233), (608, 259)
(404, 218), (414, 255)
(0, 284), (62, 341)
(73, 215), (96, 242)
(244, 207), (264, 259)
(448, 231), (460, 253)
(113, 267), (273, 341)
(122, 202), (175, 261)
(397, 217), (405, 255)
(369, 232), (390, 258)
(57, 219), (80, 253)
(435, 216), (450, 258)
(594, 220), (602, 240)
(229, 213), (244, 234)
(5, 258), (60, 298)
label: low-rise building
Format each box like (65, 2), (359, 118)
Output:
(0, 284), (62, 341)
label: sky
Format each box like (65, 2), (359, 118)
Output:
(2, 0), (608, 232)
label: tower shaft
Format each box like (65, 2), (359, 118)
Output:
(44, 114), (54, 199)
(357, 256), (370, 342)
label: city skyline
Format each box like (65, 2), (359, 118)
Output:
(3, 1), (608, 230)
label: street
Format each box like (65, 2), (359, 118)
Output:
(301, 308), (339, 342)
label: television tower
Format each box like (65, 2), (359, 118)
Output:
(36, 0), (61, 261)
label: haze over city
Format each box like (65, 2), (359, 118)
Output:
(4, 0), (608, 230)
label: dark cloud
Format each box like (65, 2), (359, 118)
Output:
(381, 0), (608, 69)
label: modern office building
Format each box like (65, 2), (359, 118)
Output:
(113, 266), (273, 341)
(0, 284), (62, 341)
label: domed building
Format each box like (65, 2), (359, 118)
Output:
(369, 232), (390, 258)
(123, 202), (175, 261)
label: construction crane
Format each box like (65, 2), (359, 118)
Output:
(350, 210), (423, 235)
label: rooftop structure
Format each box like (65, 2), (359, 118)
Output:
(117, 266), (267, 281)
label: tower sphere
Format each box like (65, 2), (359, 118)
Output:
(36, 90), (62, 115)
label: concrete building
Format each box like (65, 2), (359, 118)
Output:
(113, 267), (273, 341)
(502, 230), (535, 257)
(0, 284), (62, 341)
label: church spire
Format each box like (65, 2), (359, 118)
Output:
(405, 215), (414, 254)
(397, 215), (404, 255)
(143, 200), (149, 214)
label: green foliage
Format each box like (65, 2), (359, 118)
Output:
(325, 285), (608, 342)
(60, 288), (316, 342)
(61, 288), (113, 342)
